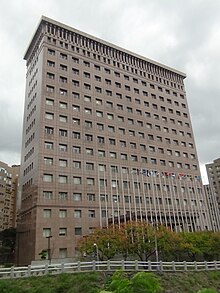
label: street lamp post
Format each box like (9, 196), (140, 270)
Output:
(94, 243), (99, 269)
(46, 235), (52, 264)
(154, 223), (159, 269)
(154, 234), (159, 263)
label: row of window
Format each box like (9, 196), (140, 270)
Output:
(43, 169), (200, 186)
(47, 66), (183, 99)
(44, 145), (197, 167)
(46, 40), (184, 88)
(45, 92), (189, 123)
(46, 97), (190, 128)
(45, 136), (195, 156)
(45, 119), (191, 141)
(42, 187), (203, 204)
(45, 130), (194, 149)
(46, 79), (185, 109)
(45, 95), (187, 117)
(43, 227), (83, 237)
(44, 153), (197, 170)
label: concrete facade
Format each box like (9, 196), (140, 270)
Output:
(18, 16), (212, 265)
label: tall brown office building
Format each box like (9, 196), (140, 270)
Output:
(18, 16), (212, 264)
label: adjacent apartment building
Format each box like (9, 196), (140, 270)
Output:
(18, 16), (212, 265)
(206, 158), (220, 212)
(0, 161), (19, 231)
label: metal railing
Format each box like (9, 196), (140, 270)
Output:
(1, 260), (220, 279)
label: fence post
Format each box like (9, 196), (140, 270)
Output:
(172, 261), (176, 271)
(44, 264), (48, 275)
(92, 260), (96, 271)
(107, 260), (110, 271)
(148, 260), (152, 271)
(27, 265), (32, 277)
(61, 263), (65, 273)
(77, 261), (81, 271)
(135, 260), (138, 271)
(214, 261), (218, 270)
(159, 261), (163, 272)
(194, 261), (198, 271)
(121, 259), (125, 271)
(10, 266), (14, 278)
(184, 261), (187, 271)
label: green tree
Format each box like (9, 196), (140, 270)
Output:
(78, 221), (185, 262)
(0, 228), (16, 264)
(78, 226), (125, 260)
(121, 222), (157, 261)
(181, 231), (215, 261)
(39, 249), (47, 260)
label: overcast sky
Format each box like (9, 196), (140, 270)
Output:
(0, 0), (219, 182)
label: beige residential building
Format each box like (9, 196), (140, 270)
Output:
(0, 161), (19, 230)
(18, 16), (212, 265)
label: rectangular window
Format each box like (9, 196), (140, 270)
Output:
(98, 150), (105, 157)
(59, 129), (67, 137)
(73, 92), (80, 99)
(58, 192), (68, 200)
(74, 210), (82, 218)
(85, 134), (93, 141)
(59, 159), (67, 167)
(59, 144), (67, 152)
(45, 127), (54, 135)
(48, 49), (55, 55)
(85, 148), (93, 155)
(59, 209), (67, 218)
(73, 161), (81, 168)
(59, 102), (67, 108)
(87, 178), (95, 185)
(59, 228), (67, 236)
(60, 64), (67, 71)
(73, 146), (81, 154)
(43, 174), (53, 182)
(46, 98), (54, 106)
(72, 131), (81, 139)
(44, 157), (53, 165)
(86, 163), (94, 171)
(59, 115), (67, 122)
(110, 152), (117, 159)
(73, 193), (82, 201)
(60, 89), (67, 96)
(47, 60), (55, 67)
(43, 191), (53, 199)
(43, 228), (51, 237)
(47, 72), (55, 80)
(96, 111), (103, 117)
(73, 177), (81, 185)
(89, 210), (95, 218)
(43, 209), (51, 218)
(75, 227), (82, 235)
(87, 193), (95, 201)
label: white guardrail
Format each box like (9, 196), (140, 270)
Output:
(1, 260), (220, 279)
